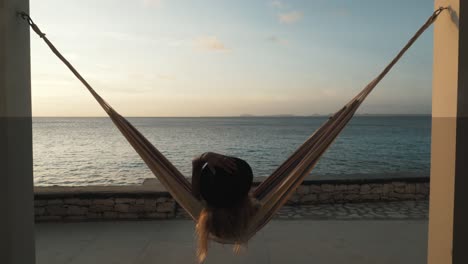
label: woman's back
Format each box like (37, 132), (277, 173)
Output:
(191, 152), (258, 262)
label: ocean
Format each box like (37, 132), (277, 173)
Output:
(33, 116), (431, 186)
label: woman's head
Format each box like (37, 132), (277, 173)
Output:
(196, 158), (256, 262)
(199, 157), (253, 208)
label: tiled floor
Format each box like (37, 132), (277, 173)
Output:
(36, 219), (428, 264)
(176, 200), (429, 220)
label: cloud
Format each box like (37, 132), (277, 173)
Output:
(331, 8), (351, 17)
(142, 0), (163, 8)
(157, 74), (177, 81)
(104, 31), (159, 44)
(193, 36), (230, 52)
(167, 39), (189, 47)
(321, 89), (338, 97)
(266, 35), (288, 45)
(278, 11), (303, 24)
(103, 32), (191, 49)
(270, 0), (283, 8)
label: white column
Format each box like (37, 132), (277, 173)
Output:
(0, 0), (35, 263)
(428, 0), (467, 263)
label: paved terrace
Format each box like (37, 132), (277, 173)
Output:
(177, 200), (429, 220)
(36, 200), (429, 264)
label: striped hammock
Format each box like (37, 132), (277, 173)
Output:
(21, 7), (445, 242)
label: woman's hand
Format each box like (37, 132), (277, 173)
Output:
(202, 152), (237, 174)
(192, 152), (237, 199)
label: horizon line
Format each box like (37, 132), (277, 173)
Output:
(31, 113), (432, 118)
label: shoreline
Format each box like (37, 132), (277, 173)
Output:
(31, 114), (432, 119)
(34, 173), (430, 188)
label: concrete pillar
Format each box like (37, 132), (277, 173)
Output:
(0, 0), (35, 264)
(428, 0), (467, 263)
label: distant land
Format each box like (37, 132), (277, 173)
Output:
(239, 113), (431, 117)
(240, 114), (297, 117)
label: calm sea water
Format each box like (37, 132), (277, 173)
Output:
(33, 116), (431, 186)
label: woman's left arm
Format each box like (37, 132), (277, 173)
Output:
(191, 154), (206, 199)
(191, 152), (237, 199)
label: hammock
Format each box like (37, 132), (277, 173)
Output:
(20, 7), (445, 242)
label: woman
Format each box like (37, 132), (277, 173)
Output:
(192, 152), (258, 262)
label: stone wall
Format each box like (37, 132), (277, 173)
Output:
(34, 177), (429, 222)
(287, 179), (429, 205)
(35, 197), (176, 222)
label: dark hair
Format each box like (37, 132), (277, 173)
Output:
(200, 157), (253, 208)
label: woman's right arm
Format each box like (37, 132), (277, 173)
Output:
(192, 152), (238, 199)
(192, 153), (207, 199)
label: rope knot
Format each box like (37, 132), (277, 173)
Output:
(31, 24), (46, 38)
(18, 11), (46, 38)
(434, 6), (448, 16)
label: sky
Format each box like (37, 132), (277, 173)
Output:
(31, 0), (435, 117)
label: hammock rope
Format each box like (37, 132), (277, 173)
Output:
(20, 7), (446, 241)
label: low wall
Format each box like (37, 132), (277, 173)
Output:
(34, 177), (429, 222)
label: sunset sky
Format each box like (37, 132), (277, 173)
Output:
(31, 0), (434, 117)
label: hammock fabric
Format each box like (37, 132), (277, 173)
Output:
(21, 7), (445, 242)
